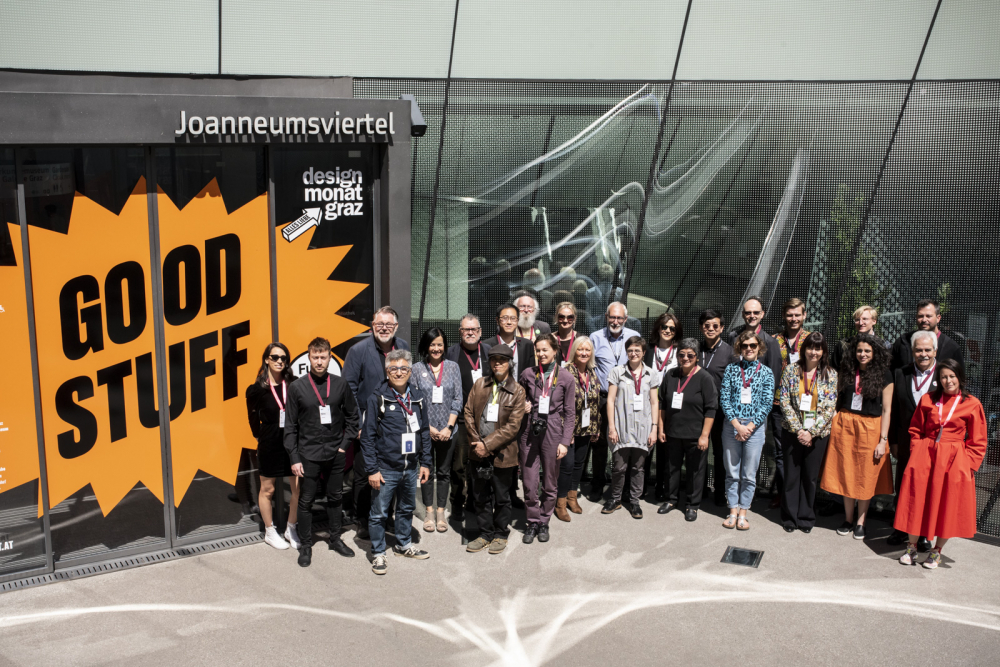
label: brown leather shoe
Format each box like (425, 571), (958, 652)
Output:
(566, 490), (583, 514)
(555, 497), (571, 522)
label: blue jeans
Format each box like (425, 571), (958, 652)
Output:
(722, 418), (766, 510)
(369, 467), (418, 555)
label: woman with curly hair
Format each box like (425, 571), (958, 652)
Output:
(820, 332), (895, 540)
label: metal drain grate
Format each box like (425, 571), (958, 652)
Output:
(0, 533), (262, 594)
(721, 546), (764, 568)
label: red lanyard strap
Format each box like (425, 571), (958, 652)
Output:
(431, 362), (444, 387)
(269, 380), (287, 411)
(538, 366), (558, 398)
(740, 362), (761, 388)
(631, 366), (644, 395)
(393, 389), (414, 415)
(854, 369), (861, 395)
(935, 395), (960, 442)
(676, 366), (698, 393)
(562, 331), (575, 362)
(913, 363), (935, 393)
(579, 369), (590, 394)
(655, 345), (674, 372)
(801, 370), (815, 396)
(462, 345), (481, 371)
(308, 374), (330, 406)
(786, 330), (802, 353)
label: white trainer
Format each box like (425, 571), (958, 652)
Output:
(264, 526), (289, 550)
(284, 523), (301, 550)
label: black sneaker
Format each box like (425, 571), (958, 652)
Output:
(522, 523), (538, 544)
(853, 524), (866, 540)
(836, 521), (853, 536)
(328, 537), (355, 558)
(371, 553), (388, 575)
(917, 536), (932, 553)
(537, 523), (550, 542)
(297, 546), (312, 568)
(601, 500), (622, 514)
(393, 544), (430, 559)
(629, 503), (643, 519)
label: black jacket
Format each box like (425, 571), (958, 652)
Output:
(891, 330), (964, 373)
(246, 382), (285, 453)
(283, 372), (360, 465)
(888, 365), (940, 450)
(360, 380), (432, 474)
(700, 338), (734, 395)
(343, 333), (410, 417)
(446, 341), (493, 405)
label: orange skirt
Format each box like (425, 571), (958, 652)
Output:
(894, 437), (978, 539)
(819, 411), (894, 500)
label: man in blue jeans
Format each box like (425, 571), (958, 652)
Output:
(361, 349), (432, 575)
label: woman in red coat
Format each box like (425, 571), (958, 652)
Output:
(895, 359), (987, 569)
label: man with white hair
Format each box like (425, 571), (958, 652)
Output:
(513, 291), (551, 343)
(890, 299), (964, 372)
(886, 329), (937, 551)
(587, 302), (640, 499)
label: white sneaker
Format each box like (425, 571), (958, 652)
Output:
(899, 544), (918, 565)
(284, 523), (301, 549)
(264, 526), (289, 550)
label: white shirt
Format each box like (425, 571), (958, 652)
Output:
(911, 364), (935, 405)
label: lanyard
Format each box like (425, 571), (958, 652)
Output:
(935, 394), (960, 442)
(269, 380), (287, 411)
(784, 330), (802, 355)
(430, 362), (444, 387)
(676, 366), (698, 394)
(740, 362), (761, 388)
(562, 331), (576, 363)
(608, 329), (626, 364)
(308, 374), (331, 407)
(392, 388), (414, 415)
(462, 345), (481, 372)
(701, 341), (718, 369)
(913, 363), (935, 393)
(655, 345), (675, 372)
(538, 365), (558, 398)
(490, 383), (500, 405)
(630, 365), (644, 395)
(854, 369), (862, 395)
(801, 369), (816, 397)
(579, 369), (591, 407)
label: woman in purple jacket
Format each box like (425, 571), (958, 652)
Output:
(519, 333), (576, 544)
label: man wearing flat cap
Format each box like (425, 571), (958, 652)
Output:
(462, 344), (527, 555)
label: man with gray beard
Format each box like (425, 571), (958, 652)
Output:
(514, 292), (551, 347)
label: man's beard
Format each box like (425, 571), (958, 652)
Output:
(518, 312), (536, 330)
(374, 330), (393, 344)
(608, 321), (623, 334)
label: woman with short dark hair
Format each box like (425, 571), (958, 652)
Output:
(413, 327), (463, 532)
(895, 359), (987, 569)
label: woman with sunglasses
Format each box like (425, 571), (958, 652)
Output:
(644, 311), (683, 501)
(245, 342), (301, 550)
(777, 332), (838, 532)
(894, 359), (987, 568)
(658, 338), (717, 521)
(554, 301), (578, 368)
(718, 330), (775, 530)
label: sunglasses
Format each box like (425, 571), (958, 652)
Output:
(677, 352), (696, 359)
(557, 315), (576, 321)
(740, 343), (759, 350)
(268, 354), (288, 362)
(661, 325), (675, 331)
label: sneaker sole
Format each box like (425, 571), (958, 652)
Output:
(394, 552), (430, 560)
(853, 533), (865, 540)
(372, 568), (387, 575)
(265, 538), (289, 550)
(466, 544), (488, 553)
(601, 506), (621, 514)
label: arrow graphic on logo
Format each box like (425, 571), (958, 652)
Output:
(281, 207), (322, 242)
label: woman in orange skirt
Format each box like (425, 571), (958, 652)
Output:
(820, 333), (894, 540)
(895, 359), (987, 569)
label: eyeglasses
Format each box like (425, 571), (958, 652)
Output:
(626, 348), (643, 355)
(661, 325), (675, 331)
(743, 310), (763, 317)
(387, 366), (411, 375)
(677, 352), (696, 359)
(607, 315), (626, 323)
(516, 305), (535, 313)
(740, 343), (759, 350)
(498, 316), (517, 323)
(557, 315), (576, 322)
(373, 323), (397, 331)
(268, 354), (288, 362)
(702, 322), (722, 330)
(460, 327), (481, 333)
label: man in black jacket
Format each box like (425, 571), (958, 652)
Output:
(886, 330), (937, 551)
(483, 303), (534, 384)
(891, 299), (964, 372)
(362, 349), (432, 575)
(284, 337), (360, 567)
(698, 309), (734, 506)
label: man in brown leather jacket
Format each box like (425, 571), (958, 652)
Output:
(463, 344), (527, 555)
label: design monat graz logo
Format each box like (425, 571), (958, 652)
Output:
(282, 167), (365, 242)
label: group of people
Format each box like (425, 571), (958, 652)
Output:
(244, 296), (986, 575)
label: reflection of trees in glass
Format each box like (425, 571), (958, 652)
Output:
(937, 281), (952, 316)
(827, 184), (887, 339)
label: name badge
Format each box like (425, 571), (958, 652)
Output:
(789, 352), (800, 364)
(580, 407), (590, 428)
(401, 432), (416, 455)
(486, 403), (499, 422)
(561, 361), (569, 368)
(671, 392), (684, 409)
(471, 369), (483, 383)
(432, 386), (443, 404)
(799, 394), (812, 412)
(319, 405), (332, 424)
(407, 412), (420, 433)
(803, 412), (816, 430)
(538, 395), (550, 415)
(851, 393), (863, 411)
(740, 387), (752, 404)
(632, 394), (643, 412)
(279, 409), (285, 428)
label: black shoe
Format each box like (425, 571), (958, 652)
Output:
(657, 502), (675, 515)
(836, 521), (853, 536)
(588, 488), (604, 503)
(917, 537), (932, 553)
(601, 500), (621, 514)
(356, 526), (370, 541)
(522, 523), (538, 544)
(629, 503), (643, 519)
(537, 523), (550, 542)
(886, 529), (907, 546)
(713, 494), (726, 507)
(511, 496), (526, 510)
(800, 527), (812, 534)
(685, 508), (698, 522)
(783, 525), (795, 533)
(297, 546), (312, 567)
(328, 537), (355, 558)
(853, 524), (866, 540)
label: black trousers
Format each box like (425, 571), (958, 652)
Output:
(590, 392), (610, 490)
(351, 439), (371, 528)
(643, 438), (669, 498)
(297, 451), (346, 547)
(704, 416), (726, 502)
(450, 422), (471, 511)
(768, 404), (785, 492)
(420, 435), (456, 508)
(473, 467), (515, 541)
(779, 430), (829, 529)
(559, 434), (592, 496)
(667, 436), (708, 509)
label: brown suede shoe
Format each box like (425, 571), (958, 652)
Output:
(436, 507), (449, 532)
(555, 497), (571, 522)
(566, 490), (583, 514)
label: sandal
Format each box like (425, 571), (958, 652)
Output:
(423, 509), (436, 533)
(436, 507), (449, 533)
(723, 513), (738, 529)
(737, 515), (750, 531)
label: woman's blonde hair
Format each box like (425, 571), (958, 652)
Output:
(569, 335), (596, 371)
(555, 301), (577, 317)
(853, 304), (878, 321)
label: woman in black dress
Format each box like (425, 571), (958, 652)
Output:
(246, 342), (301, 550)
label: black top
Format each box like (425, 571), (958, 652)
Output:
(245, 381), (286, 452)
(890, 330), (964, 373)
(447, 342), (492, 405)
(699, 338), (733, 395)
(283, 372), (360, 464)
(830, 334), (888, 371)
(888, 365), (940, 448)
(659, 367), (719, 440)
(836, 367), (894, 417)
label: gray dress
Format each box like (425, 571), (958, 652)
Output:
(607, 363), (660, 451)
